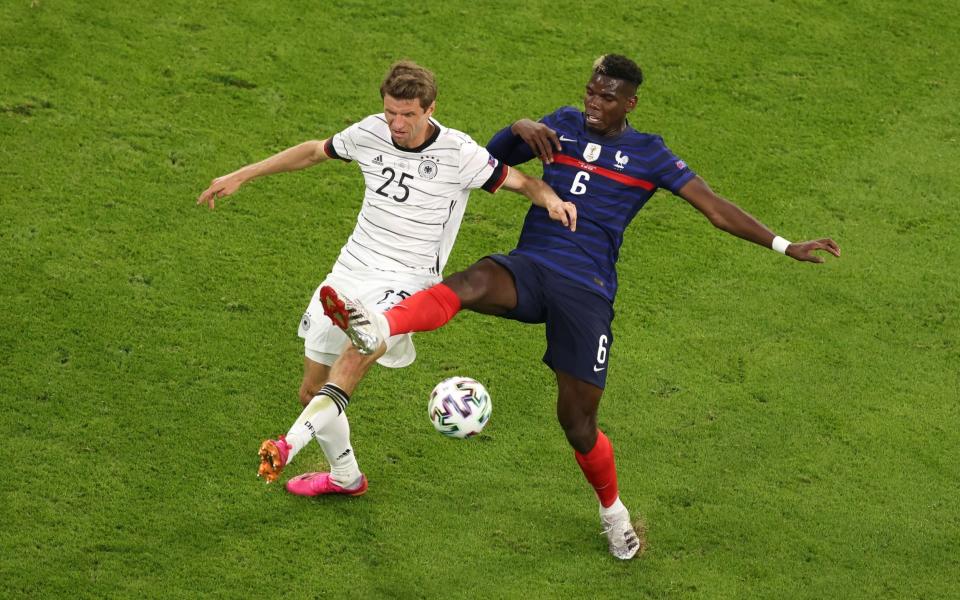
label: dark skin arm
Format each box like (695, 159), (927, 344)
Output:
(511, 119), (562, 164)
(506, 118), (841, 261)
(677, 176), (841, 263)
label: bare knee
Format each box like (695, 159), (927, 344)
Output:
(299, 382), (321, 406)
(325, 345), (380, 397)
(301, 356), (331, 406)
(445, 267), (489, 306)
(555, 371), (602, 454)
(558, 412), (598, 454)
(445, 259), (515, 313)
(338, 346), (373, 370)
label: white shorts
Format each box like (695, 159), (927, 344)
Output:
(298, 269), (437, 368)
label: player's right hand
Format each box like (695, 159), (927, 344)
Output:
(546, 197), (578, 232)
(512, 119), (562, 164)
(197, 173), (244, 210)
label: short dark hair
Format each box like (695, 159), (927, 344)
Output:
(380, 60), (437, 110)
(592, 54), (643, 88)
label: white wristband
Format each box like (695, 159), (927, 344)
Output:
(772, 235), (791, 255)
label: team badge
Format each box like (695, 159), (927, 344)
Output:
(615, 150), (629, 170)
(418, 160), (438, 180)
(583, 143), (602, 163)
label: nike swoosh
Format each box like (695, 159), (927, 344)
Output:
(593, 365), (606, 372)
(559, 135), (576, 142)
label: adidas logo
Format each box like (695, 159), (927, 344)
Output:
(346, 307), (370, 326)
(372, 155), (384, 166)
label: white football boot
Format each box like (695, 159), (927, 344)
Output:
(601, 506), (643, 560)
(319, 286), (387, 356)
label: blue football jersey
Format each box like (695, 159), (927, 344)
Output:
(487, 106), (696, 302)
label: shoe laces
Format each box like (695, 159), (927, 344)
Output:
(601, 515), (638, 547)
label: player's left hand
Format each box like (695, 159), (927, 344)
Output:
(546, 198), (577, 232)
(787, 238), (841, 263)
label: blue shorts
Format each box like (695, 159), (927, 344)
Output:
(487, 253), (614, 388)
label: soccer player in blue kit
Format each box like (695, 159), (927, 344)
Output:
(322, 54), (841, 560)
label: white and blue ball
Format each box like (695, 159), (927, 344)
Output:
(428, 376), (492, 439)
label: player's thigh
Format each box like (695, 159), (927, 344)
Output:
(542, 281), (614, 389)
(450, 254), (549, 323)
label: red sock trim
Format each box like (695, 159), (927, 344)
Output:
(574, 430), (619, 508)
(384, 283), (462, 335)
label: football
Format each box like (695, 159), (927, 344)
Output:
(427, 376), (492, 438)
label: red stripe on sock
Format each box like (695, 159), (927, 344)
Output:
(384, 283), (462, 335)
(574, 430), (619, 508)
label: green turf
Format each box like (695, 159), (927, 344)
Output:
(2, 1), (958, 598)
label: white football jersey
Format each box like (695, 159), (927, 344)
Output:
(324, 114), (506, 278)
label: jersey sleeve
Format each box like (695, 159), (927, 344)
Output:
(459, 138), (507, 193)
(486, 108), (569, 167)
(325, 121), (362, 163)
(486, 125), (536, 166)
(650, 136), (696, 193)
(538, 107), (566, 129)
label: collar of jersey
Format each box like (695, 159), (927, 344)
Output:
(392, 119), (441, 153)
(579, 112), (634, 144)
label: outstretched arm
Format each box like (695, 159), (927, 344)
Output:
(197, 140), (331, 209)
(499, 166), (577, 231)
(678, 176), (841, 263)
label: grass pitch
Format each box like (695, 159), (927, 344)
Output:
(2, 1), (959, 598)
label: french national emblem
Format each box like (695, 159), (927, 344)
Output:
(583, 142), (602, 163)
(615, 151), (629, 170)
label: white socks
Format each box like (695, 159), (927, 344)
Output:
(284, 384), (362, 487)
(600, 497), (628, 522)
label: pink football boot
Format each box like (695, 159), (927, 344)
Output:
(285, 472), (369, 497)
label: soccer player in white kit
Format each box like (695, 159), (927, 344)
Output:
(197, 61), (577, 496)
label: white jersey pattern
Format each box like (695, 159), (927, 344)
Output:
(326, 114), (505, 278)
